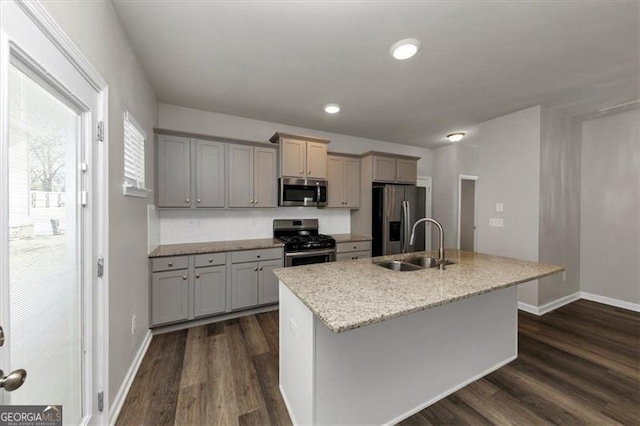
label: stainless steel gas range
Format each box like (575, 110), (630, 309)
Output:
(273, 219), (336, 267)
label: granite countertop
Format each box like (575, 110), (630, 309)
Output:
(331, 234), (373, 243)
(149, 238), (284, 258)
(274, 250), (563, 334)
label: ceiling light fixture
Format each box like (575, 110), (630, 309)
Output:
(324, 103), (341, 114)
(390, 38), (421, 60)
(447, 132), (465, 143)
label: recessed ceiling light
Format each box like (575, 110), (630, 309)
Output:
(390, 38), (421, 60)
(324, 103), (341, 114)
(447, 133), (465, 143)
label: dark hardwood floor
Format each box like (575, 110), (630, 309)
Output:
(117, 300), (640, 425)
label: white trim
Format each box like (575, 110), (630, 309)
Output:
(108, 330), (152, 426)
(518, 291), (580, 315)
(14, 0), (106, 90)
(580, 292), (640, 313)
(457, 174), (478, 250)
(122, 182), (151, 198)
(385, 355), (517, 426)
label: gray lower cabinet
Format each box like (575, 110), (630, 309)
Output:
(258, 259), (281, 304)
(336, 240), (372, 262)
(231, 262), (259, 310)
(193, 265), (226, 318)
(151, 269), (190, 326)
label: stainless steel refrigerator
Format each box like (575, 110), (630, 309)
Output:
(372, 184), (426, 256)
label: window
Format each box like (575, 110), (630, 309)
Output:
(123, 111), (150, 197)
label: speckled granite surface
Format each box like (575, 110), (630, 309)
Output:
(331, 234), (373, 243)
(149, 238), (284, 257)
(274, 250), (563, 334)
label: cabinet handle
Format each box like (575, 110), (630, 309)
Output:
(208, 258), (213, 263)
(259, 267), (263, 271)
(185, 198), (190, 203)
(254, 268), (258, 272)
(353, 246), (357, 250)
(182, 275), (188, 280)
(168, 262), (173, 267)
(254, 200), (258, 204)
(250, 199), (254, 204)
(195, 274), (200, 279)
(197, 199), (201, 203)
(299, 170), (303, 175)
(307, 170), (311, 175)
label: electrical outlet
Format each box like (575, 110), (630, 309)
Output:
(489, 218), (504, 227)
(496, 202), (504, 212)
(131, 315), (136, 335)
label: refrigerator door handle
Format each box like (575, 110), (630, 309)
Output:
(405, 200), (411, 252)
(400, 201), (405, 253)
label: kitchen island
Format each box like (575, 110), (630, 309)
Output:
(273, 250), (563, 425)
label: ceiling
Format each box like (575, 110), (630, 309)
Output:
(113, 1), (640, 148)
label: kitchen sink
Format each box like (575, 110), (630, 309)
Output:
(375, 260), (424, 272)
(404, 256), (456, 268)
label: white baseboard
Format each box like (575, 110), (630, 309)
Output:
(519, 291), (639, 316)
(580, 292), (640, 313)
(109, 330), (153, 425)
(386, 355), (517, 426)
(279, 384), (300, 426)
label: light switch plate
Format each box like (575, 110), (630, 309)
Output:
(496, 202), (504, 212)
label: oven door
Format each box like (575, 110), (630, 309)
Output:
(285, 248), (336, 267)
(280, 178), (327, 207)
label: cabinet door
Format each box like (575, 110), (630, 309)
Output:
(193, 265), (226, 318)
(372, 156), (397, 183)
(344, 158), (360, 208)
(228, 144), (254, 207)
(158, 135), (191, 207)
(254, 147), (277, 207)
(231, 262), (258, 310)
(195, 139), (225, 207)
(306, 141), (328, 179)
(327, 156), (345, 207)
(258, 259), (281, 305)
(280, 138), (305, 178)
(397, 159), (417, 184)
(151, 270), (189, 326)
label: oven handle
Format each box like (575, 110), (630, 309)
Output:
(285, 248), (337, 258)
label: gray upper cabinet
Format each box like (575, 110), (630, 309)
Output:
(306, 142), (328, 179)
(228, 144), (277, 208)
(280, 138), (306, 178)
(327, 154), (360, 208)
(193, 265), (226, 318)
(271, 132), (330, 179)
(371, 154), (419, 185)
(158, 135), (191, 207)
(396, 159), (417, 184)
(254, 147), (277, 207)
(195, 140), (225, 207)
(228, 144), (254, 208)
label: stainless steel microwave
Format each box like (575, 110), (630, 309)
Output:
(279, 178), (327, 207)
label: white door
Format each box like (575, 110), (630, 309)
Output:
(1, 1), (106, 424)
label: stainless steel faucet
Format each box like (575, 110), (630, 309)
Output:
(409, 218), (446, 270)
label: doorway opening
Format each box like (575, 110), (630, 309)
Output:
(457, 175), (478, 251)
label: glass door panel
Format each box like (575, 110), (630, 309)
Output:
(6, 63), (83, 423)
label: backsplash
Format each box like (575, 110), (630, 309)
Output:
(157, 208), (351, 245)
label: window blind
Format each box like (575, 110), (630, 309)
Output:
(124, 111), (146, 189)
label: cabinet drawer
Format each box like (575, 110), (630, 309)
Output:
(232, 247), (282, 264)
(336, 241), (372, 253)
(336, 250), (371, 261)
(195, 252), (226, 268)
(151, 256), (189, 272)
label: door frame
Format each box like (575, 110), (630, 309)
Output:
(0, 0), (109, 423)
(457, 174), (478, 251)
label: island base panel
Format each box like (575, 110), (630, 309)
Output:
(279, 283), (518, 425)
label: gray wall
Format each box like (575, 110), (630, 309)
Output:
(41, 0), (158, 408)
(538, 106), (581, 305)
(581, 109), (639, 304)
